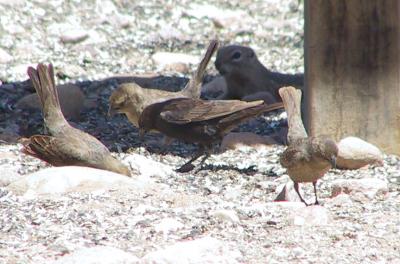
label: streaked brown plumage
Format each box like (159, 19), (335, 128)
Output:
(139, 97), (284, 172)
(21, 63), (131, 176)
(215, 45), (303, 102)
(279, 86), (338, 205)
(108, 39), (219, 128)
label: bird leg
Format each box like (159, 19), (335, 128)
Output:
(293, 182), (309, 206)
(176, 146), (205, 173)
(194, 150), (211, 174)
(158, 136), (173, 155)
(313, 181), (319, 205)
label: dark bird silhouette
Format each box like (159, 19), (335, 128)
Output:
(279, 86), (338, 205)
(108, 39), (219, 128)
(215, 45), (303, 102)
(139, 97), (284, 172)
(21, 63), (131, 176)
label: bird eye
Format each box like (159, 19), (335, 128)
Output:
(231, 51), (241, 60)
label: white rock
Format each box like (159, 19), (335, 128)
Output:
(0, 48), (12, 64)
(152, 52), (198, 71)
(212, 209), (240, 224)
(326, 193), (353, 207)
(290, 205), (331, 226)
(221, 132), (277, 151)
(274, 181), (302, 202)
(141, 237), (241, 264)
(223, 186), (243, 200)
(60, 29), (89, 44)
(0, 0), (24, 7)
(124, 153), (175, 178)
(331, 178), (388, 200)
(265, 201), (305, 211)
(7, 166), (137, 197)
(337, 137), (383, 169)
(11, 64), (34, 77)
(154, 218), (184, 234)
(184, 4), (253, 32)
(52, 246), (138, 264)
(0, 165), (21, 186)
(95, 0), (118, 16)
(152, 25), (185, 42)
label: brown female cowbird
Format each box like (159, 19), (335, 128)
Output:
(139, 97), (284, 172)
(215, 45), (303, 102)
(108, 39), (219, 127)
(279, 86), (338, 205)
(21, 63), (131, 176)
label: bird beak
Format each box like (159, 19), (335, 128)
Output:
(330, 156), (337, 169)
(108, 106), (116, 117)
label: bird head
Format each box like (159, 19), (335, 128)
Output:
(321, 138), (339, 169)
(108, 83), (143, 117)
(215, 45), (258, 76)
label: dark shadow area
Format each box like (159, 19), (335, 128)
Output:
(0, 73), (285, 161)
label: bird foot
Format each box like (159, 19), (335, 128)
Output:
(176, 163), (195, 173)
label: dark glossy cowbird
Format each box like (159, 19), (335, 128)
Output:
(139, 97), (284, 172)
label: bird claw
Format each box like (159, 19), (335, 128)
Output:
(176, 163), (195, 173)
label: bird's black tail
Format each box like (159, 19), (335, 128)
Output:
(181, 39), (219, 98)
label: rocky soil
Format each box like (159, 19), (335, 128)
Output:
(0, 0), (399, 263)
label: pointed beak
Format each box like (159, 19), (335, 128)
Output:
(330, 156), (337, 169)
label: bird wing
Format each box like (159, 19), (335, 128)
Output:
(279, 144), (311, 168)
(160, 98), (264, 124)
(22, 135), (105, 166)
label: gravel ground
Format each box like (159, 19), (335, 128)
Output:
(0, 0), (399, 263)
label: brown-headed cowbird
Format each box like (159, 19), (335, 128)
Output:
(215, 45), (303, 102)
(21, 63), (131, 176)
(279, 86), (338, 205)
(138, 97), (284, 172)
(108, 39), (219, 128)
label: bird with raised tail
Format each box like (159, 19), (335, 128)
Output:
(21, 63), (131, 176)
(279, 86), (338, 205)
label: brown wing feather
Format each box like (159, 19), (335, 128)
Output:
(280, 140), (311, 168)
(22, 135), (104, 166)
(218, 102), (283, 124)
(160, 98), (264, 124)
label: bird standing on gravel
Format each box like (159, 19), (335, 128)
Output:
(215, 45), (303, 102)
(21, 63), (131, 176)
(108, 39), (219, 128)
(139, 97), (284, 172)
(279, 86), (338, 205)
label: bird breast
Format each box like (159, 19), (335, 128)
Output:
(286, 159), (331, 183)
